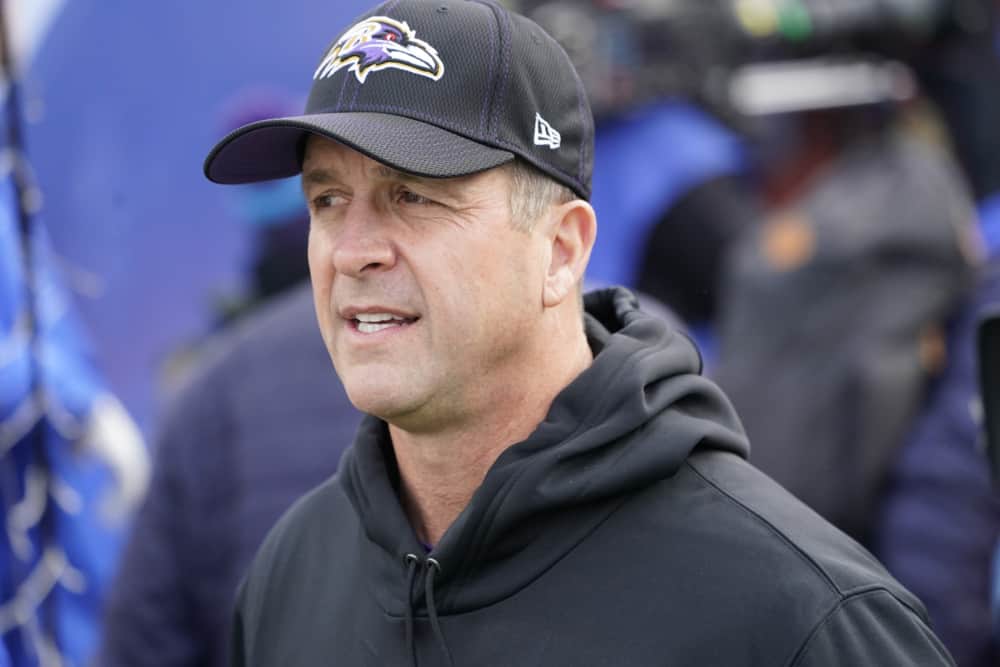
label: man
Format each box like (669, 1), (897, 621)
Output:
(96, 277), (674, 667)
(203, 1), (954, 664)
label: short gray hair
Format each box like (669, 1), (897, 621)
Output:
(505, 159), (576, 231)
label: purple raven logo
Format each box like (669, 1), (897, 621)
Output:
(314, 17), (445, 84)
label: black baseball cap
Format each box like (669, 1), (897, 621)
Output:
(204, 0), (594, 200)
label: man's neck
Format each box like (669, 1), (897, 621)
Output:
(390, 412), (532, 546)
(390, 325), (593, 546)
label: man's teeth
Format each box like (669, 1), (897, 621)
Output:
(356, 313), (406, 323)
(357, 322), (398, 333)
(354, 313), (410, 334)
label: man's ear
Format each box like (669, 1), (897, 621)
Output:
(543, 200), (597, 308)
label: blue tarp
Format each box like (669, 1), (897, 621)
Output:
(0, 164), (146, 663)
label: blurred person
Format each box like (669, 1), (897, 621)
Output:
(214, 175), (309, 325)
(873, 245), (1000, 667)
(861, 6), (1000, 664)
(203, 1), (953, 664)
(870, 12), (1000, 656)
(94, 283), (362, 667)
(211, 90), (313, 328)
(713, 103), (978, 545)
(157, 90), (318, 397)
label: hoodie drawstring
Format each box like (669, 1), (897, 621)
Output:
(401, 554), (454, 667)
(425, 558), (454, 667)
(403, 553), (420, 667)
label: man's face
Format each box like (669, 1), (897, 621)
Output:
(302, 137), (550, 432)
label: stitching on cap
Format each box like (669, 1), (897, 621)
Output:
(572, 61), (589, 185)
(478, 5), (499, 136)
(544, 27), (590, 187)
(472, 0), (509, 140)
(491, 4), (513, 142)
(334, 58), (354, 109)
(350, 79), (361, 110)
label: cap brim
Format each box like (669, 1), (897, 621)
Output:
(204, 112), (515, 184)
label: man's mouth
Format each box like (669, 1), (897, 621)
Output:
(352, 312), (418, 334)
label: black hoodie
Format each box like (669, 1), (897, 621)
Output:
(231, 288), (953, 666)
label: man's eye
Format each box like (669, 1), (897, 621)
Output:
(312, 194), (339, 209)
(399, 189), (433, 206)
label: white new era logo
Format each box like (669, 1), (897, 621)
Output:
(533, 113), (561, 150)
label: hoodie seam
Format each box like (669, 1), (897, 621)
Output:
(684, 459), (921, 667)
(684, 458), (842, 597)
(783, 588), (922, 667)
(688, 454), (933, 638)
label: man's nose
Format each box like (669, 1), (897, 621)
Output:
(330, 202), (396, 278)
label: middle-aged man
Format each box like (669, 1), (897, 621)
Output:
(203, 1), (954, 664)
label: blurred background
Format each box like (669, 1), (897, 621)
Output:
(0, 0), (998, 665)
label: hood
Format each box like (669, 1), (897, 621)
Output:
(340, 287), (748, 615)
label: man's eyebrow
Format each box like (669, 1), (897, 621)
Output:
(301, 167), (340, 187)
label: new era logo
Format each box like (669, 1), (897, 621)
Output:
(533, 113), (561, 150)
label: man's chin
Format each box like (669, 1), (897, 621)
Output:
(344, 382), (418, 422)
